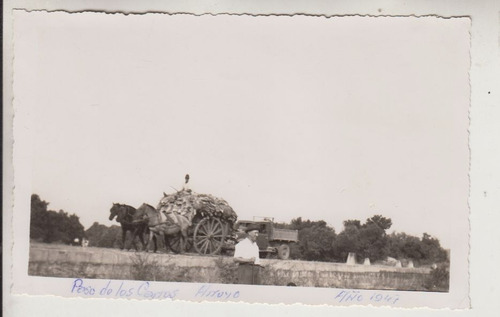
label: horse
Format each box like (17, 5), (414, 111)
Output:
(137, 203), (191, 254)
(109, 203), (148, 251)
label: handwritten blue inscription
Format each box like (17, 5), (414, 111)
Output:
(195, 284), (240, 299)
(72, 279), (401, 306)
(71, 279), (179, 300)
(71, 278), (96, 295)
(334, 290), (400, 305)
(137, 281), (178, 299)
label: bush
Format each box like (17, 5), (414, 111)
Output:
(130, 253), (160, 281)
(423, 264), (450, 292)
(129, 253), (193, 282)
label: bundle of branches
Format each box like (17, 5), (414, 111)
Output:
(160, 190), (238, 224)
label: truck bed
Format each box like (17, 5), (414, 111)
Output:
(270, 228), (299, 242)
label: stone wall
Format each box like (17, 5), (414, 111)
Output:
(29, 245), (432, 291)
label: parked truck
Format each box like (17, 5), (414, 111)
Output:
(229, 217), (299, 260)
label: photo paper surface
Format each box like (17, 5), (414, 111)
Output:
(11, 10), (471, 309)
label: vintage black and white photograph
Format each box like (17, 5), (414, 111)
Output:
(11, 10), (470, 308)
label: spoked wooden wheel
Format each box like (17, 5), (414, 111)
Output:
(167, 235), (193, 254)
(193, 218), (226, 255)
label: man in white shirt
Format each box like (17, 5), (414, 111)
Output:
(233, 225), (263, 284)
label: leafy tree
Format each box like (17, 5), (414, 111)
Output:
(85, 222), (157, 251)
(343, 219), (361, 229)
(298, 225), (336, 261)
(288, 217), (337, 261)
(364, 215), (392, 230)
(30, 194), (85, 244)
(100, 225), (123, 248)
(85, 222), (122, 248)
(387, 232), (423, 260)
(420, 233), (448, 263)
(386, 232), (448, 265)
(335, 215), (393, 262)
(334, 223), (361, 261)
(30, 194), (50, 240)
(358, 223), (389, 261)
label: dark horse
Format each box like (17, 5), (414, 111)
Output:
(109, 203), (148, 251)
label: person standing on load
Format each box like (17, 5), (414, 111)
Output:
(233, 225), (263, 285)
(182, 174), (191, 192)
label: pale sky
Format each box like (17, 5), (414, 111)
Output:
(14, 12), (470, 249)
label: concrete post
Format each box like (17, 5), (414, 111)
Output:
(395, 260), (402, 268)
(346, 252), (356, 265)
(363, 258), (371, 266)
(407, 260), (414, 268)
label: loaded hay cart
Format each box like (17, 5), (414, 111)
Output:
(157, 189), (238, 255)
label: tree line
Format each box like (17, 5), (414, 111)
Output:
(30, 194), (85, 244)
(30, 194), (448, 265)
(278, 215), (448, 265)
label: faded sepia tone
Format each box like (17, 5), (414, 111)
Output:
(11, 10), (470, 309)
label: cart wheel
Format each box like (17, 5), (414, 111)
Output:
(193, 218), (225, 255)
(167, 235), (193, 254)
(277, 244), (290, 260)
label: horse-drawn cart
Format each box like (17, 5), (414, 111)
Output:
(156, 190), (238, 255)
(110, 189), (297, 258)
